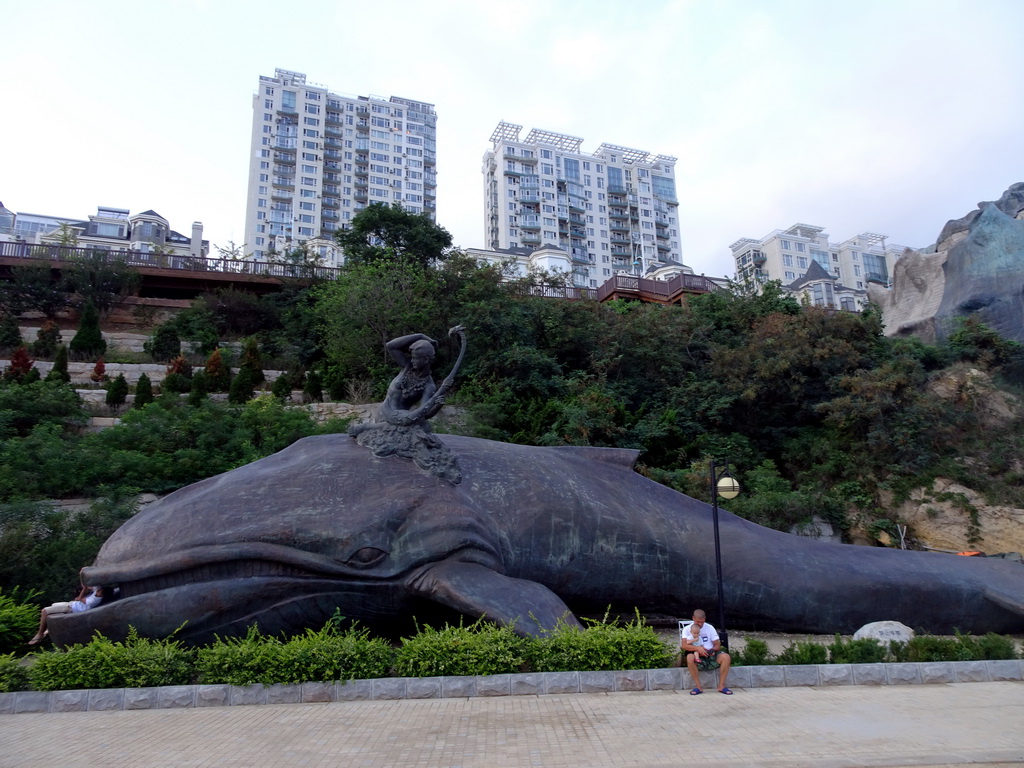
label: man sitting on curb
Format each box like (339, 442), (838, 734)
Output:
(680, 609), (733, 695)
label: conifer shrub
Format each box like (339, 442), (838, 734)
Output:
(31, 320), (61, 359)
(4, 346), (34, 382)
(134, 372), (153, 408)
(238, 337), (265, 386)
(303, 369), (323, 403)
(0, 314), (21, 353)
(90, 358), (107, 383)
(21, 367), (41, 384)
(144, 323), (181, 362)
(228, 366), (255, 404)
(204, 348), (232, 392)
(271, 373), (292, 402)
(187, 370), (208, 406)
(105, 373), (129, 411)
(161, 355), (192, 394)
(69, 300), (106, 359)
(45, 344), (71, 384)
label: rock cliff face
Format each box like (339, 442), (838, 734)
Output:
(870, 183), (1024, 344)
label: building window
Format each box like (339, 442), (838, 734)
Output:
(783, 254), (793, 267)
(797, 256), (808, 269)
(781, 239), (791, 250)
(282, 91), (296, 110)
(796, 242), (806, 252)
(784, 271), (795, 280)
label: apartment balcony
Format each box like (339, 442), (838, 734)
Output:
(752, 251), (767, 265)
(503, 167), (523, 177)
(324, 137), (343, 149)
(273, 152), (295, 165)
(568, 197), (585, 213)
(271, 189), (293, 201)
(325, 112), (343, 125)
(520, 176), (540, 189)
(611, 246), (632, 258)
(558, 223), (570, 234)
(323, 184), (340, 195)
(272, 165), (294, 176)
(607, 184), (628, 195)
(322, 197), (340, 208)
(520, 217), (541, 230)
(571, 247), (590, 263)
(612, 258), (630, 269)
(276, 106), (298, 116)
(423, 151), (436, 165)
(609, 208), (629, 220)
(610, 221), (630, 232)
(324, 150), (343, 160)
(655, 213), (670, 226)
(655, 227), (669, 240)
(569, 213), (585, 225)
(354, 190), (368, 202)
(557, 207), (569, 219)
(322, 210), (339, 221)
(519, 192), (541, 203)
(522, 233), (542, 245)
(657, 241), (671, 252)
(424, 187), (436, 199)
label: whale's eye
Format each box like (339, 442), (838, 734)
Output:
(347, 547), (387, 567)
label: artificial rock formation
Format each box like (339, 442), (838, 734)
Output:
(870, 183), (1024, 344)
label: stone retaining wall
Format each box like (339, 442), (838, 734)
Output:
(3, 660), (1021, 715)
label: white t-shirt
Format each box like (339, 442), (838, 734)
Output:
(70, 589), (101, 613)
(691, 622), (719, 651)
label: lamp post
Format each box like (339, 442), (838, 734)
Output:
(710, 460), (740, 650)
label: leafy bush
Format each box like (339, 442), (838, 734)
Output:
(31, 321), (61, 359)
(973, 632), (1019, 660)
(0, 314), (22, 354)
(196, 623), (394, 685)
(827, 635), (887, 664)
(904, 634), (974, 662)
(0, 587), (41, 655)
(531, 612), (672, 672)
(0, 652), (30, 692)
(29, 628), (196, 690)
(393, 618), (534, 678)
(775, 640), (828, 665)
(732, 638), (772, 666)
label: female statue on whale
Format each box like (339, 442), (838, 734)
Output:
(350, 325), (467, 484)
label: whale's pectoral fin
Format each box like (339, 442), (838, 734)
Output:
(985, 582), (1024, 616)
(408, 560), (582, 637)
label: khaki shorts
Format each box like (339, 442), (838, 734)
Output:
(43, 602), (74, 616)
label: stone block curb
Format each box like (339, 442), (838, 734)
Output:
(1, 660), (1020, 715)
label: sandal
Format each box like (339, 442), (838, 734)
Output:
(719, 687), (733, 695)
(689, 687), (702, 695)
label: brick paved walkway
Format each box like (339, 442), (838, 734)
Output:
(3, 681), (1022, 767)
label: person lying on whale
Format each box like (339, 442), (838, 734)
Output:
(29, 582), (106, 645)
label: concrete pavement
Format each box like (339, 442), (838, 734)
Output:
(3, 681), (1022, 767)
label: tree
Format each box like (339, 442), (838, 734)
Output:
(0, 264), (70, 319)
(61, 252), (140, 313)
(302, 369), (323, 403)
(271, 373), (292, 402)
(228, 366), (255, 405)
(134, 373), (154, 408)
(238, 337), (265, 386)
(105, 373), (129, 412)
(69, 300), (107, 359)
(162, 355), (192, 394)
(46, 344), (71, 384)
(90, 358), (107, 383)
(187, 370), (209, 406)
(335, 203), (453, 269)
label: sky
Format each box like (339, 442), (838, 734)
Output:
(3, 0), (1022, 277)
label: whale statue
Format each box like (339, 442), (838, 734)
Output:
(49, 433), (1024, 647)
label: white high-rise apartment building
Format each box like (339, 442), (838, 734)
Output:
(482, 122), (682, 288)
(730, 224), (905, 310)
(244, 69), (437, 264)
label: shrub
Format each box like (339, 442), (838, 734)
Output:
(90, 358), (106, 383)
(45, 344), (71, 384)
(204, 348), (232, 392)
(270, 374), (292, 402)
(0, 314), (22, 353)
(187, 370), (208, 406)
(5, 346), (34, 382)
(239, 337), (265, 386)
(394, 618), (535, 678)
(904, 635), (973, 662)
(31, 320), (61, 359)
(161, 372), (191, 395)
(134, 373), (154, 408)
(29, 628), (196, 690)
(732, 638), (772, 666)
(827, 635), (887, 664)
(303, 369), (323, 403)
(105, 373), (129, 411)
(0, 587), (41, 655)
(0, 653), (30, 692)
(974, 632), (1018, 660)
(194, 626), (286, 686)
(775, 640), (828, 665)
(532, 612), (672, 672)
(228, 366), (255, 405)
(144, 323), (181, 362)
(69, 300), (106, 359)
